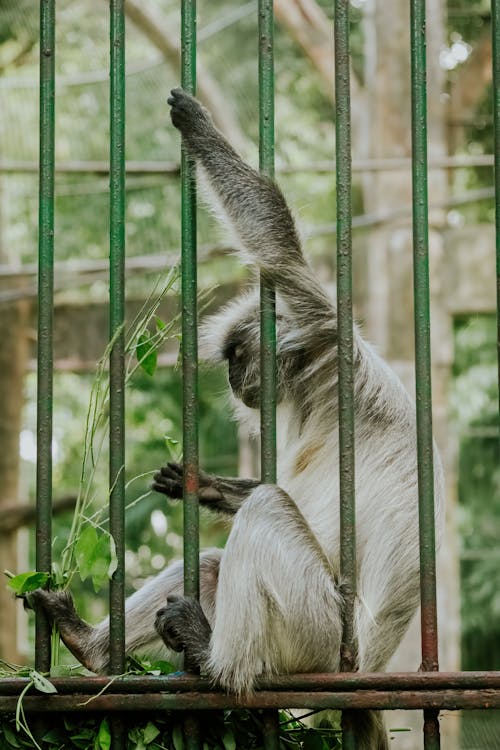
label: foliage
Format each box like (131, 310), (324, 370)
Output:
(0, 709), (342, 750)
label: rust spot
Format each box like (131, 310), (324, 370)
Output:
(184, 466), (199, 494)
(293, 441), (321, 475)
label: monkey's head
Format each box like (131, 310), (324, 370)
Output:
(200, 290), (302, 410)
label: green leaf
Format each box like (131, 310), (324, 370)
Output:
(96, 718), (111, 750)
(146, 660), (176, 675)
(7, 572), (50, 595)
(91, 533), (114, 592)
(29, 671), (57, 694)
(75, 526), (98, 582)
(172, 725), (183, 750)
(302, 729), (327, 750)
(2, 726), (22, 747)
(108, 534), (118, 580)
(155, 317), (167, 331)
(222, 730), (236, 750)
(137, 331), (158, 376)
(143, 722), (160, 745)
(75, 527), (116, 592)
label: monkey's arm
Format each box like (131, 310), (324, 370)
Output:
(152, 462), (260, 515)
(167, 88), (335, 325)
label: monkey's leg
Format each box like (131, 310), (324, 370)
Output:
(28, 549), (221, 673)
(152, 462), (259, 515)
(204, 485), (343, 694)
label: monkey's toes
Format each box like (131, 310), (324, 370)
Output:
(155, 601), (185, 653)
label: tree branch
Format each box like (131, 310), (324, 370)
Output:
(0, 496), (76, 533)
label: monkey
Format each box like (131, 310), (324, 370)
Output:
(28, 88), (445, 750)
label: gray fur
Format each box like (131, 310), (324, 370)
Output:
(30, 90), (445, 750)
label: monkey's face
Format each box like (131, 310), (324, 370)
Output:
(200, 291), (300, 410)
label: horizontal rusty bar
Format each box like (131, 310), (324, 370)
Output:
(1, 689), (500, 714)
(3, 672), (500, 697)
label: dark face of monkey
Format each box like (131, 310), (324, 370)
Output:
(219, 304), (303, 410)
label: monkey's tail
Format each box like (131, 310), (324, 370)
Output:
(352, 709), (389, 750)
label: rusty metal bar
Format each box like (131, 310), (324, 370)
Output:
(334, 0), (356, 747)
(2, 689), (500, 714)
(3, 671), (500, 696)
(36, 0), (56, 675)
(410, 0), (440, 747)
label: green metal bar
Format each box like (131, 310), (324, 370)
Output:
(410, 0), (440, 747)
(109, 0), (126, 682)
(258, 4), (278, 746)
(492, 0), (500, 427)
(36, 0), (55, 675)
(259, 0), (277, 486)
(334, 1), (356, 747)
(180, 4), (200, 749)
(180, 0), (200, 624)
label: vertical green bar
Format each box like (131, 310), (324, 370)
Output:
(109, 0), (126, 679)
(259, 4), (279, 748)
(410, 0), (440, 747)
(259, 0), (277, 486)
(492, 0), (500, 426)
(334, 2), (356, 748)
(36, 0), (55, 674)
(180, 4), (200, 749)
(181, 0), (200, 616)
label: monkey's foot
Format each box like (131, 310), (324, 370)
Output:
(167, 88), (211, 137)
(155, 595), (211, 663)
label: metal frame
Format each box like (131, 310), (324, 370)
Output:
(1, 1), (500, 748)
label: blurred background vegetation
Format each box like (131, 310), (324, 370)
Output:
(0, 1), (499, 747)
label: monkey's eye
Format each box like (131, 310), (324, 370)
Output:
(223, 341), (244, 361)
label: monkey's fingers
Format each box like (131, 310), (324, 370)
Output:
(152, 468), (183, 499)
(167, 88), (210, 135)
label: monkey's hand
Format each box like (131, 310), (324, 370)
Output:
(168, 88), (213, 140)
(152, 463), (260, 515)
(152, 462), (224, 503)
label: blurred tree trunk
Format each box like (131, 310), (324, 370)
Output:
(0, 296), (30, 662)
(274, 0), (361, 105)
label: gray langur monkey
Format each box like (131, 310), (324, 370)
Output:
(29, 88), (445, 750)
